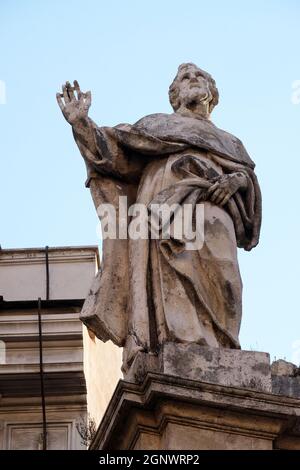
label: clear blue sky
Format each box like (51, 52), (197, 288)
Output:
(1, 0), (299, 363)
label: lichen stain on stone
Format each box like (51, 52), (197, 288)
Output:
(253, 362), (272, 376)
(205, 218), (226, 241)
(224, 280), (236, 309)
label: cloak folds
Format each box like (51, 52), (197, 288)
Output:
(73, 113), (262, 354)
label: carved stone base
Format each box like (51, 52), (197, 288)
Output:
(124, 343), (272, 392)
(90, 373), (300, 450)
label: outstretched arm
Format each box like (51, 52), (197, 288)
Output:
(56, 80), (98, 155)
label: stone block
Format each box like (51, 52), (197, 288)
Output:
(271, 359), (300, 398)
(272, 376), (300, 399)
(124, 343), (272, 393)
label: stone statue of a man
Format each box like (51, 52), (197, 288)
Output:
(57, 63), (261, 373)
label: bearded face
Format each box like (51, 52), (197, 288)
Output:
(176, 65), (213, 111)
(169, 63), (219, 118)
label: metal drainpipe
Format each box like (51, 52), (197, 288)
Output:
(38, 297), (47, 450)
(45, 245), (50, 301)
(37, 245), (50, 449)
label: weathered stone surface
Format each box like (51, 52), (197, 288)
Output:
(271, 359), (298, 376)
(90, 373), (300, 450)
(271, 359), (300, 398)
(124, 343), (271, 392)
(272, 376), (300, 399)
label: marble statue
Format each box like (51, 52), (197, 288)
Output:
(57, 63), (261, 373)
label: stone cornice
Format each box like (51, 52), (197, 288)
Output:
(0, 371), (86, 398)
(90, 372), (300, 450)
(0, 298), (84, 311)
(0, 246), (100, 267)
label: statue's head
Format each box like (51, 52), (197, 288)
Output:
(169, 63), (219, 119)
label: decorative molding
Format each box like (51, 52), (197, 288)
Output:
(0, 371), (86, 398)
(0, 246), (99, 267)
(0, 299), (84, 311)
(90, 372), (300, 450)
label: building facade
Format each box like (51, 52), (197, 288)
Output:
(0, 246), (122, 450)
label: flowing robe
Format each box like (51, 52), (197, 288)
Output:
(73, 113), (261, 371)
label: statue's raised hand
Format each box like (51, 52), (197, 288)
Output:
(56, 81), (91, 125)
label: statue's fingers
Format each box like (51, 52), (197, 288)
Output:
(219, 193), (231, 206)
(210, 188), (222, 202)
(62, 84), (70, 103)
(74, 80), (83, 99)
(84, 90), (92, 107)
(209, 189), (220, 201)
(66, 81), (75, 101)
(214, 190), (226, 204)
(56, 93), (65, 111)
(207, 182), (219, 196)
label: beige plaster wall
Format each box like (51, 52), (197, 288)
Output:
(83, 326), (122, 426)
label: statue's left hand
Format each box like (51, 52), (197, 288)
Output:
(207, 172), (248, 206)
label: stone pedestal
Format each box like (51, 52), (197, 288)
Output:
(90, 372), (300, 450)
(90, 346), (300, 450)
(124, 343), (272, 392)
